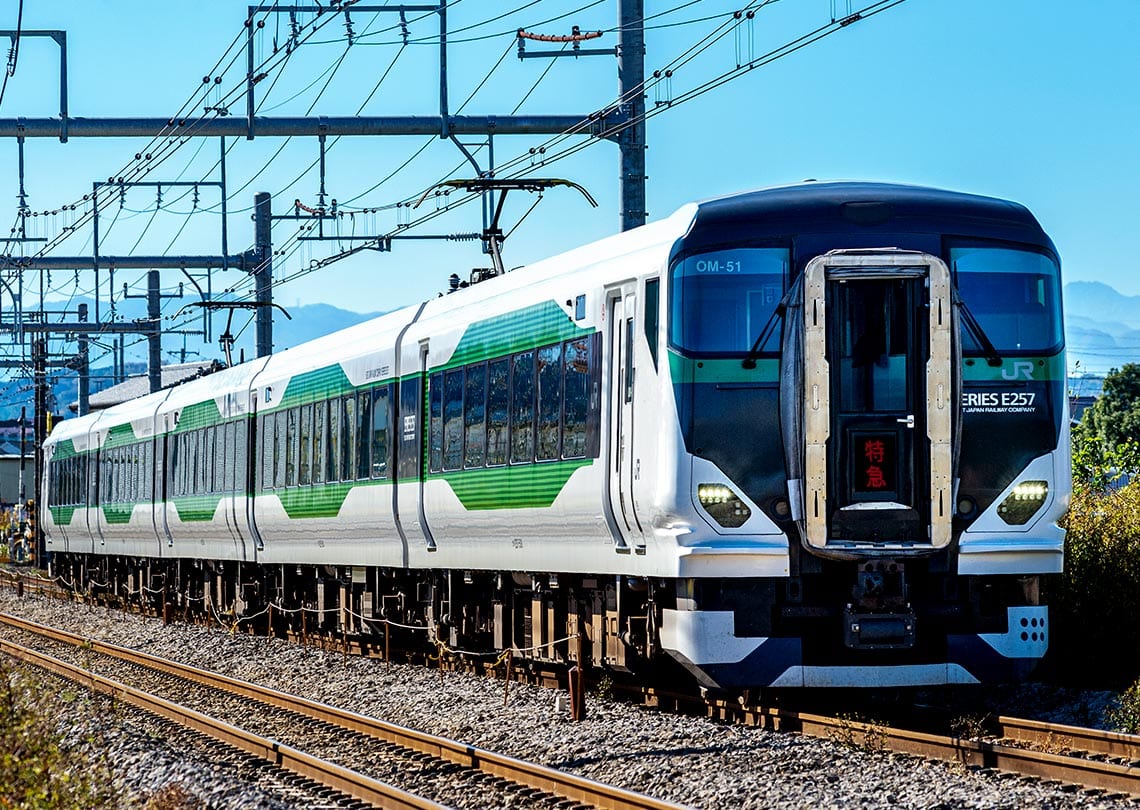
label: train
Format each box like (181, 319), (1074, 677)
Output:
(41, 181), (1069, 689)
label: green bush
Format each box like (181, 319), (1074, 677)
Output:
(0, 662), (121, 808)
(1106, 677), (1140, 734)
(1050, 479), (1140, 684)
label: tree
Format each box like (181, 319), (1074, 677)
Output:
(1083, 363), (1140, 448)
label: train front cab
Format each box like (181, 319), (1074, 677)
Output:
(661, 233), (1067, 689)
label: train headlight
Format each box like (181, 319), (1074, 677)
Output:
(997, 481), (1049, 526)
(697, 484), (751, 528)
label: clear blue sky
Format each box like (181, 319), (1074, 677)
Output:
(1, 0), (1137, 370)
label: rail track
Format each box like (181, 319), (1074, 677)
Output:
(0, 609), (688, 810)
(1, 569), (1137, 801)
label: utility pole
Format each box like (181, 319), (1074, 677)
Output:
(76, 303), (89, 416)
(618, 0), (647, 231)
(148, 272), (163, 392)
(32, 338), (47, 562)
(253, 191), (274, 358)
(18, 405), (26, 503)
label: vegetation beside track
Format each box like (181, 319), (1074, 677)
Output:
(1048, 395), (1140, 690)
(0, 660), (123, 808)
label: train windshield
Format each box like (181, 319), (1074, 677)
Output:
(670, 247), (789, 355)
(951, 246), (1062, 354)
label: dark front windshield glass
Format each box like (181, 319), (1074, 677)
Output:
(670, 248), (788, 354)
(952, 246), (1062, 354)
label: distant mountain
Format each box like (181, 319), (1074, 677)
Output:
(3, 281), (1136, 422)
(0, 301), (386, 421)
(1064, 282), (1140, 374)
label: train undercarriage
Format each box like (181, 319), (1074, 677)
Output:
(47, 552), (1046, 689)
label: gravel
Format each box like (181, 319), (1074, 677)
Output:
(0, 589), (1135, 810)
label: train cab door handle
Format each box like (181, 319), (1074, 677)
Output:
(897, 414), (915, 429)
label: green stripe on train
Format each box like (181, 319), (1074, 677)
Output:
(668, 350), (1064, 384)
(175, 400), (223, 433)
(961, 354), (1065, 382)
(668, 351), (780, 385)
(101, 504), (135, 525)
(104, 423), (140, 449)
(430, 458), (593, 510)
(276, 482), (355, 519)
(172, 495), (223, 522)
(50, 506), (77, 526)
(51, 439), (79, 461)
(444, 301), (594, 369)
(277, 365), (356, 410)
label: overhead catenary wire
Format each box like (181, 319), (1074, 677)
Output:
(7, 0), (905, 379)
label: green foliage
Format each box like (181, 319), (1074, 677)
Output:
(1051, 480), (1140, 683)
(1106, 677), (1140, 734)
(1071, 422), (1140, 493)
(1080, 362), (1140, 451)
(0, 662), (121, 808)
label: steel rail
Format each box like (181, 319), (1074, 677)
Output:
(6, 578), (1137, 798)
(0, 635), (444, 810)
(753, 707), (1140, 797)
(0, 611), (687, 810)
(998, 715), (1140, 762)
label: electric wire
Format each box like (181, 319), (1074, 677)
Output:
(0, 0), (24, 110)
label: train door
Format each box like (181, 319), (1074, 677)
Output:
(245, 397), (265, 555)
(606, 285), (645, 549)
(801, 251), (953, 554)
(158, 415), (176, 549)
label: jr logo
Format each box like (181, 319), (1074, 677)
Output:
(1000, 361), (1035, 381)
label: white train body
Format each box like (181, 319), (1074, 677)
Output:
(43, 183), (1069, 688)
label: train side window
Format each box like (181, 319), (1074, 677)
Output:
(216, 425), (227, 493)
(285, 408), (298, 488)
(143, 442), (152, 500)
(371, 385), (390, 479)
(222, 423), (232, 493)
(342, 395), (357, 483)
(299, 404), (313, 486)
(563, 337), (590, 459)
(537, 343), (562, 461)
(196, 434), (205, 495)
(185, 436), (194, 496)
(190, 431), (200, 495)
(327, 398), (341, 483)
(188, 432), (197, 495)
(236, 419), (248, 494)
(171, 436), (180, 497)
(486, 359), (509, 466)
(178, 439), (188, 496)
(224, 424), (234, 492)
(443, 369), (464, 471)
(313, 400), (327, 485)
(429, 373), (443, 473)
(258, 415), (269, 491)
(464, 364), (487, 468)
(356, 389), (372, 481)
(206, 429), (217, 494)
(625, 316), (635, 404)
(184, 435), (193, 496)
(511, 350), (536, 464)
(273, 412), (286, 489)
(645, 277), (660, 371)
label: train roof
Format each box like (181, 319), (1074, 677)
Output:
(684, 181), (1056, 255)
